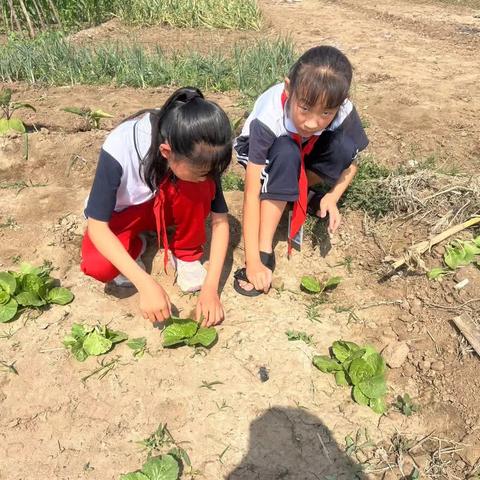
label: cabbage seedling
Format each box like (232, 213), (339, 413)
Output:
(63, 323), (127, 362)
(301, 275), (342, 294)
(313, 340), (388, 414)
(0, 263), (73, 323)
(162, 317), (217, 349)
(0, 88), (36, 135)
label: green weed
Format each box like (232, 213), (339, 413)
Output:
(393, 393), (419, 416)
(62, 106), (113, 130)
(343, 156), (393, 218)
(285, 330), (314, 345)
(221, 171), (244, 191)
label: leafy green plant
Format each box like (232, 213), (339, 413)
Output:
(393, 393), (419, 416)
(443, 237), (480, 269)
(127, 337), (147, 358)
(62, 106), (113, 130)
(428, 235), (480, 280)
(63, 324), (127, 362)
(120, 454), (180, 480)
(221, 171), (244, 191)
(0, 263), (73, 323)
(0, 87), (35, 135)
(301, 275), (342, 294)
(285, 330), (314, 345)
(162, 317), (217, 348)
(313, 340), (388, 414)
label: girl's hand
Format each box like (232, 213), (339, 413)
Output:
(246, 261), (272, 293)
(319, 193), (342, 234)
(137, 277), (172, 323)
(196, 286), (224, 327)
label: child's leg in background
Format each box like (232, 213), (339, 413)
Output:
(80, 199), (156, 283)
(161, 178), (216, 261)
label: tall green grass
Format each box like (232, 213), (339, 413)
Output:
(116, 0), (262, 30)
(1, 0), (262, 33)
(0, 33), (294, 96)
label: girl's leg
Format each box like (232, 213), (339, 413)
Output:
(259, 199), (287, 253)
(80, 199), (156, 283)
(236, 136), (300, 293)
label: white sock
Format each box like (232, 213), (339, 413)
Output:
(170, 254), (207, 293)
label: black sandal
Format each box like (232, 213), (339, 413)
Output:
(233, 251), (276, 297)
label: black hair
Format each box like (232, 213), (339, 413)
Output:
(125, 87), (232, 192)
(288, 46), (353, 109)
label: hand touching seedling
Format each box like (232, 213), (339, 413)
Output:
(162, 317), (217, 349)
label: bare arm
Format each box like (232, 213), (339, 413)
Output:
(243, 162), (264, 266)
(196, 212), (229, 326)
(328, 163), (358, 202)
(87, 218), (171, 322)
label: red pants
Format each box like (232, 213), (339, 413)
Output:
(81, 177), (215, 283)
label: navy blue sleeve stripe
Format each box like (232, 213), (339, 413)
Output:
(247, 119), (277, 165)
(211, 176), (228, 214)
(84, 149), (123, 222)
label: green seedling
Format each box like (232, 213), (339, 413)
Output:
(427, 267), (449, 280)
(127, 337), (147, 358)
(443, 237), (480, 269)
(0, 359), (18, 375)
(286, 330), (314, 345)
(120, 454), (180, 480)
(345, 428), (375, 457)
(62, 106), (113, 130)
(0, 262), (74, 323)
(0, 87), (36, 135)
(313, 340), (388, 414)
(393, 393), (419, 416)
(137, 423), (191, 478)
(301, 275), (342, 294)
(162, 317), (217, 349)
(81, 357), (120, 382)
(63, 323), (127, 362)
(199, 380), (224, 391)
(428, 235), (480, 280)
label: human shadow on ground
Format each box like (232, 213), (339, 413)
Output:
(203, 213), (242, 292)
(226, 406), (366, 480)
(275, 209), (332, 258)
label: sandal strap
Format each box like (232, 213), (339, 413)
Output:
(259, 251), (276, 272)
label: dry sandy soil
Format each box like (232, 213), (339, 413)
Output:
(1, 0), (480, 479)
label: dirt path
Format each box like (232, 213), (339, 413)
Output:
(1, 1), (480, 479)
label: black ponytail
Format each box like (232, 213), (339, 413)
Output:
(125, 87), (232, 192)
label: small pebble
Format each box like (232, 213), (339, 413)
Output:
(258, 366), (269, 382)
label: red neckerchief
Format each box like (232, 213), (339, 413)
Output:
(281, 91), (319, 257)
(153, 177), (171, 272)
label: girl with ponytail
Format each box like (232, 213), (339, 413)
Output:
(81, 87), (232, 326)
